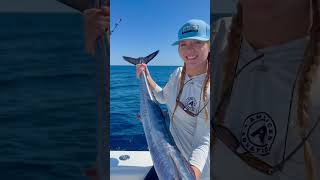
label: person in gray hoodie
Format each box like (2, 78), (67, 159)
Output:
(212, 0), (320, 180)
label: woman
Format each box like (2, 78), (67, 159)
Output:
(83, 8), (210, 179)
(212, 0), (320, 179)
(136, 19), (211, 180)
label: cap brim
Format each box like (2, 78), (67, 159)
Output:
(171, 37), (210, 46)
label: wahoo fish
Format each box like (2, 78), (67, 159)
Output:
(123, 50), (196, 180)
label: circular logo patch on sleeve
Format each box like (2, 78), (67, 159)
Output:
(240, 112), (276, 156)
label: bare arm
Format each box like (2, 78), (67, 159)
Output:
(191, 166), (201, 180)
(145, 73), (157, 91)
(136, 64), (180, 105)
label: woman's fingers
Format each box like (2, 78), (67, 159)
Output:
(136, 64), (147, 79)
(96, 18), (109, 32)
(83, 7), (110, 55)
(99, 6), (110, 16)
(97, 16), (109, 24)
(144, 64), (150, 76)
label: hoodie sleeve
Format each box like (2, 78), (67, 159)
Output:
(188, 96), (210, 173)
(152, 67), (181, 104)
(309, 67), (320, 173)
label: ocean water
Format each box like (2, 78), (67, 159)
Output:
(0, 12), (231, 179)
(0, 13), (96, 180)
(110, 66), (178, 151)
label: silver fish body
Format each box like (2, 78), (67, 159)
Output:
(123, 51), (195, 180)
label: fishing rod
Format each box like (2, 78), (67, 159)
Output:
(110, 18), (122, 35)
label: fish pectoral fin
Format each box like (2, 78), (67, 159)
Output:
(136, 113), (142, 122)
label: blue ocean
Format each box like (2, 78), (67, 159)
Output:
(110, 66), (178, 151)
(0, 12), (230, 179)
(0, 13), (96, 180)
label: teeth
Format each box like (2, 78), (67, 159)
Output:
(187, 55), (196, 59)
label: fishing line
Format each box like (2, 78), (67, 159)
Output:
(110, 18), (122, 35)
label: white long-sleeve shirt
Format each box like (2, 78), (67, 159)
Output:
(152, 67), (210, 180)
(212, 17), (320, 180)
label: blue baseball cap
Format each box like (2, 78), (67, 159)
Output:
(172, 19), (210, 46)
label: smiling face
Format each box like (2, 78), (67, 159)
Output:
(178, 39), (210, 70)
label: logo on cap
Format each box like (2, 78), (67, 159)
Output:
(182, 25), (199, 34)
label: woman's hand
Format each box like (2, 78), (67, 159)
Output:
(84, 6), (110, 55)
(136, 63), (150, 79)
(135, 64), (158, 90)
(191, 165), (201, 180)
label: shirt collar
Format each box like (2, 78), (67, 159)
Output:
(239, 36), (308, 64)
(185, 72), (207, 82)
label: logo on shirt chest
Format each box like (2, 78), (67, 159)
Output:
(184, 97), (197, 112)
(240, 112), (277, 156)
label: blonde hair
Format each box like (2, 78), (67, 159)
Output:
(171, 51), (211, 122)
(214, 1), (319, 179)
(171, 63), (187, 121)
(203, 55), (211, 121)
(297, 0), (319, 179)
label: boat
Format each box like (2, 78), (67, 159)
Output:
(110, 151), (153, 180)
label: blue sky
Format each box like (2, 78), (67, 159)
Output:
(0, 0), (234, 13)
(0, 0), (235, 66)
(110, 0), (210, 66)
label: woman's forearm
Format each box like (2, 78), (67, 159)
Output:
(191, 165), (201, 180)
(146, 75), (158, 91)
